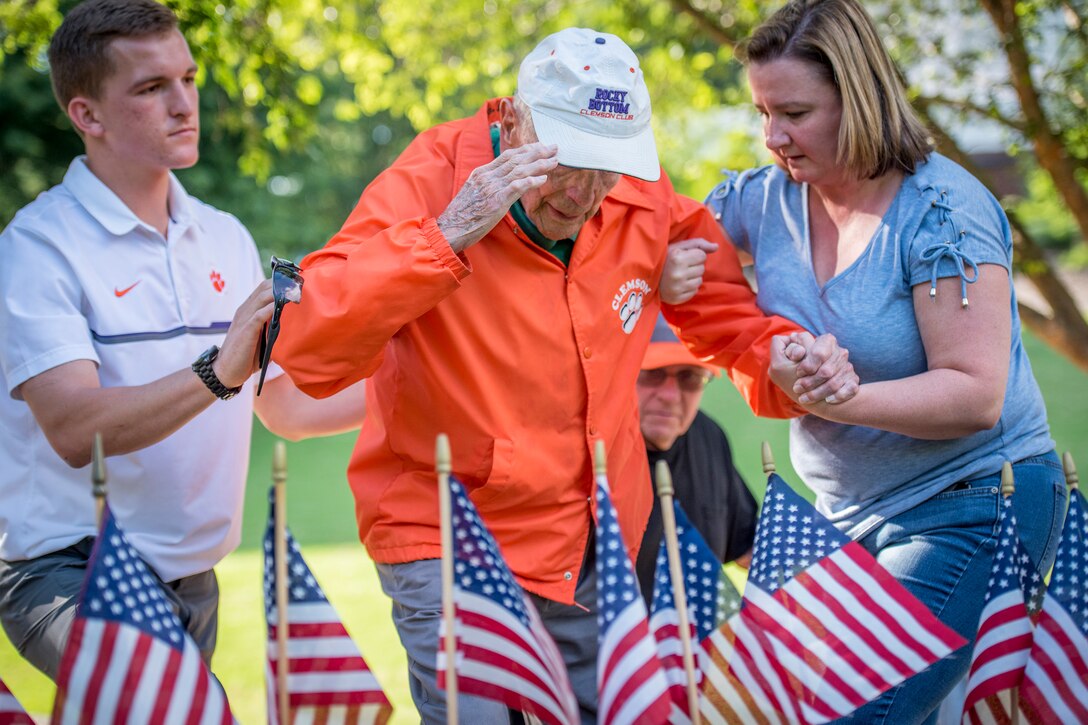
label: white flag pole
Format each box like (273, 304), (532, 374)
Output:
(656, 459), (702, 723)
(91, 432), (107, 529)
(273, 441), (290, 724)
(1001, 461), (1020, 725)
(437, 433), (458, 725)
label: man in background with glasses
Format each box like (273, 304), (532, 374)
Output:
(0, 0), (363, 682)
(634, 315), (756, 604)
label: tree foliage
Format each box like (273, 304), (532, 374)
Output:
(875, 0), (1088, 368)
(2, 0), (1087, 367)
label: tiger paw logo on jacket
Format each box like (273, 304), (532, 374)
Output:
(612, 278), (650, 334)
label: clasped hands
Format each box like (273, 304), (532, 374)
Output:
(772, 331), (859, 407)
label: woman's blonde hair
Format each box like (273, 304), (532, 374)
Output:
(739, 0), (931, 178)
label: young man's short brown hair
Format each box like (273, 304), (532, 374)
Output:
(48, 0), (178, 110)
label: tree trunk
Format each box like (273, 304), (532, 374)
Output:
(978, 0), (1088, 249)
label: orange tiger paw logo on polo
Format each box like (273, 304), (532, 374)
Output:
(210, 270), (225, 292)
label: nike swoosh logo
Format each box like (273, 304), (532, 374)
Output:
(114, 281), (140, 297)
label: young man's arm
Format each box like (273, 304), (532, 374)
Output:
(253, 376), (366, 441)
(18, 280), (274, 468)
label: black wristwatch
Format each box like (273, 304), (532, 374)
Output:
(192, 345), (242, 400)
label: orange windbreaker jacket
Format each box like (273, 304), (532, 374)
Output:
(274, 99), (804, 603)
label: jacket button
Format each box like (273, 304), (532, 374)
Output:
(564, 571), (573, 581)
(588, 426), (597, 436)
(583, 347), (592, 359)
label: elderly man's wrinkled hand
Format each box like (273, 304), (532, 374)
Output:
(770, 331), (860, 406)
(437, 142), (559, 254)
(660, 238), (719, 305)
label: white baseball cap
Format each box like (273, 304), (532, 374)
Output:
(516, 28), (660, 182)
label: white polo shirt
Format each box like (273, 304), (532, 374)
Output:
(0, 157), (268, 582)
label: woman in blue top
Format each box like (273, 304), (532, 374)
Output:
(664, 0), (1067, 721)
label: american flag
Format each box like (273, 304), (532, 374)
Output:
(0, 676), (32, 725)
(649, 500), (735, 723)
(436, 475), (578, 725)
(595, 473), (672, 725)
(701, 473), (966, 724)
(700, 613), (787, 725)
(1020, 486), (1088, 723)
(961, 496), (1043, 724)
(262, 491), (393, 725)
(51, 506), (233, 724)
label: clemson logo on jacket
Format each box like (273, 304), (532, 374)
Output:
(612, 278), (651, 334)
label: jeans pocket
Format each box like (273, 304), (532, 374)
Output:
(912, 484), (1004, 540)
(1009, 478), (1061, 574)
(1009, 455), (1066, 573)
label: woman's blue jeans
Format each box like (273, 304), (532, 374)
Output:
(837, 451), (1067, 725)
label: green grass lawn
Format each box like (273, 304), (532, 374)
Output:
(2, 330), (1086, 722)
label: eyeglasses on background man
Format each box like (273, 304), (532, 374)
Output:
(636, 367), (712, 392)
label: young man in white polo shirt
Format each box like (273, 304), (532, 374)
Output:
(0, 0), (363, 680)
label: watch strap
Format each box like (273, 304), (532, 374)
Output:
(192, 346), (242, 400)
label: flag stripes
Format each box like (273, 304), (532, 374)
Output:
(1020, 606), (1088, 723)
(438, 476), (578, 725)
(1020, 487), (1088, 723)
(599, 602), (671, 724)
(735, 543), (963, 723)
(698, 473), (965, 724)
(594, 471), (672, 725)
(963, 690), (1016, 725)
(961, 497), (1036, 725)
(725, 612), (802, 724)
(449, 593), (576, 722)
(51, 507), (233, 725)
(54, 610), (229, 724)
(266, 607), (390, 708)
(819, 545), (963, 669)
(650, 608), (705, 723)
(649, 500), (732, 723)
(272, 703), (390, 725)
(962, 591), (1033, 712)
(263, 491), (392, 725)
(700, 621), (786, 725)
(0, 676), (33, 725)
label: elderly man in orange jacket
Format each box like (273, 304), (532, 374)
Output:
(274, 27), (856, 723)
